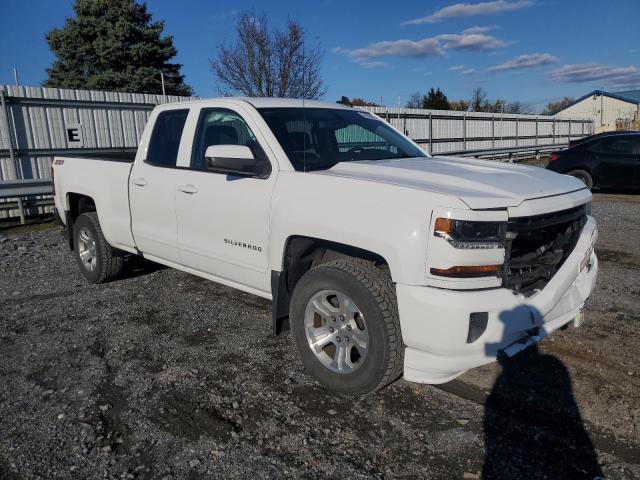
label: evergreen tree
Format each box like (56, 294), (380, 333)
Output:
(405, 88), (450, 110)
(44, 0), (192, 96)
(423, 88), (450, 110)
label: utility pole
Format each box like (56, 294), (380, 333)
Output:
(160, 72), (166, 101)
(13, 68), (19, 86)
(600, 86), (604, 127)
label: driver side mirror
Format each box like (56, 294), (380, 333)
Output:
(204, 145), (265, 177)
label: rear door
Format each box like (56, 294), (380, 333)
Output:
(589, 136), (637, 189)
(129, 108), (189, 264)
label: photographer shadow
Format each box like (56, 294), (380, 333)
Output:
(482, 305), (603, 479)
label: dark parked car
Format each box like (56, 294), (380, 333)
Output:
(547, 131), (640, 190)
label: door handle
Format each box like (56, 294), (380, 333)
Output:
(132, 177), (147, 187)
(177, 184), (198, 194)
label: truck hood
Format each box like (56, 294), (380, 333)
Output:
(312, 156), (586, 209)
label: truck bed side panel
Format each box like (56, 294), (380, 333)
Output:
(53, 156), (136, 252)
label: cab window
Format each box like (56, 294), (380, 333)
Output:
(146, 109), (189, 167)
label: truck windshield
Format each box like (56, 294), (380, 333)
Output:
(257, 107), (427, 171)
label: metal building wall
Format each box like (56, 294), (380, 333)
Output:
(556, 94), (639, 133)
(0, 85), (193, 218)
(0, 85), (192, 183)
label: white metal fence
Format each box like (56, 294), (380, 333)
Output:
(363, 106), (593, 155)
(0, 85), (593, 219)
(0, 85), (594, 184)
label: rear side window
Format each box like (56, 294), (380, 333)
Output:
(146, 109), (189, 167)
(590, 137), (635, 155)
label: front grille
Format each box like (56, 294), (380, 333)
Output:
(503, 205), (587, 294)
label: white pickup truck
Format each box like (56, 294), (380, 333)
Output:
(52, 98), (598, 394)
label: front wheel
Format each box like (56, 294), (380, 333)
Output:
(290, 258), (403, 395)
(72, 212), (124, 283)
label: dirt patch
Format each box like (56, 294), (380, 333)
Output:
(152, 388), (239, 441)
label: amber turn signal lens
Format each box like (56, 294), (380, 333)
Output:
(430, 265), (501, 278)
(434, 217), (453, 233)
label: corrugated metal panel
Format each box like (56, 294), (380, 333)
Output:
(0, 85), (592, 187)
(0, 85), (194, 183)
(0, 85), (194, 218)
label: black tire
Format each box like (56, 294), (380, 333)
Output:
(72, 212), (124, 283)
(290, 258), (403, 395)
(567, 169), (594, 189)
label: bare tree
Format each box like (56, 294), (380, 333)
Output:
(505, 101), (533, 114)
(543, 97), (574, 115)
(350, 98), (380, 107)
(449, 99), (470, 111)
(405, 92), (424, 109)
(211, 11), (325, 99)
(470, 87), (489, 112)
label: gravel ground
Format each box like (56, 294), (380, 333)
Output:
(1, 193), (639, 479)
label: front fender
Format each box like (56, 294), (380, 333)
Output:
(267, 171), (466, 285)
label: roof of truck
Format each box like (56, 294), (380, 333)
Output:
(240, 97), (353, 109)
(158, 97), (355, 110)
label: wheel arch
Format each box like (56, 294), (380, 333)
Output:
(271, 235), (392, 336)
(65, 192), (98, 250)
(565, 167), (596, 188)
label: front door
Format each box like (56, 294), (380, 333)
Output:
(175, 106), (277, 295)
(129, 108), (189, 264)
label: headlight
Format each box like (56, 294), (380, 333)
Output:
(434, 218), (506, 249)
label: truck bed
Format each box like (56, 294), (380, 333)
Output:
(52, 155), (136, 253)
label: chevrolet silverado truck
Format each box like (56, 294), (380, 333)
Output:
(52, 98), (598, 395)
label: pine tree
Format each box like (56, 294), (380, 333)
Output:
(423, 88), (450, 110)
(44, 0), (192, 96)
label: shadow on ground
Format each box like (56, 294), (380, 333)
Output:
(482, 306), (603, 479)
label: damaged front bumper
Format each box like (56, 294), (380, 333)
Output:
(396, 216), (598, 385)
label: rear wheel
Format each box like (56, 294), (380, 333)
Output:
(73, 212), (124, 283)
(290, 258), (403, 395)
(567, 169), (594, 189)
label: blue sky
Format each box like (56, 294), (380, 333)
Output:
(0, 0), (638, 110)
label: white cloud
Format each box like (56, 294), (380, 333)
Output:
(335, 31), (506, 66)
(210, 10), (237, 21)
(360, 60), (386, 69)
(487, 53), (558, 72)
(338, 38), (445, 63)
(449, 65), (476, 75)
(437, 33), (506, 51)
(550, 64), (640, 87)
(462, 25), (497, 34)
(402, 0), (533, 25)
